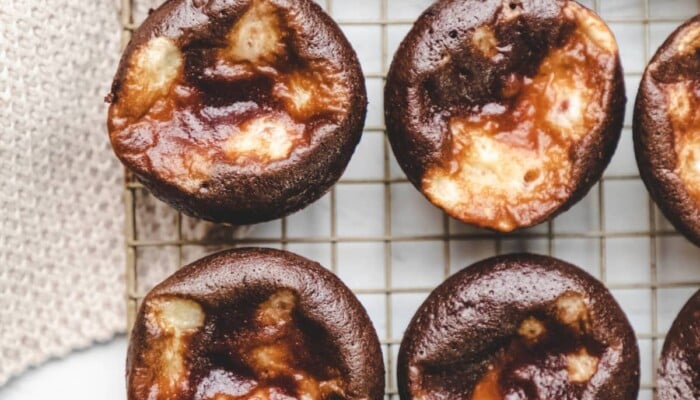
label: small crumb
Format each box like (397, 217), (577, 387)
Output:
(250, 344), (291, 378)
(564, 2), (617, 54)
(143, 298), (204, 394)
(500, 0), (523, 21)
(119, 36), (184, 119)
(276, 65), (349, 120)
(223, 114), (302, 163)
(666, 83), (692, 122)
(675, 25), (700, 56)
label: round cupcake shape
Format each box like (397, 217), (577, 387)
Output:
(658, 289), (700, 400)
(398, 254), (639, 400)
(127, 248), (384, 400)
(107, 0), (367, 225)
(634, 16), (700, 246)
(385, 0), (625, 232)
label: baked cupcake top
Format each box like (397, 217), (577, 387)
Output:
(386, 0), (624, 232)
(658, 289), (700, 400)
(398, 254), (639, 400)
(634, 15), (700, 245)
(127, 248), (385, 400)
(107, 0), (366, 224)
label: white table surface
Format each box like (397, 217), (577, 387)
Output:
(0, 337), (127, 400)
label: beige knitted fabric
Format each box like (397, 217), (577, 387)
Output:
(0, 0), (126, 385)
(0, 0), (251, 385)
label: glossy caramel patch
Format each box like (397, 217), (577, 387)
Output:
(543, 53), (598, 140)
(223, 0), (286, 65)
(273, 65), (350, 121)
(665, 82), (700, 203)
(422, 3), (615, 231)
(133, 298), (205, 399)
(555, 292), (591, 332)
(118, 37), (184, 119)
(566, 348), (600, 383)
(224, 113), (305, 164)
(198, 290), (347, 400)
(673, 24), (700, 56)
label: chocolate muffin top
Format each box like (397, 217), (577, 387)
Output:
(398, 254), (639, 400)
(634, 15), (700, 246)
(127, 248), (384, 400)
(386, 0), (624, 232)
(107, 0), (366, 225)
(658, 289), (700, 400)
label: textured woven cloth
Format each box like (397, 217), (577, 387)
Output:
(0, 0), (253, 385)
(0, 0), (127, 385)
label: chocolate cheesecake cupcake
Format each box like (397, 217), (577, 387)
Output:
(398, 254), (639, 400)
(634, 16), (700, 246)
(658, 289), (700, 400)
(386, 0), (624, 232)
(107, 0), (367, 225)
(127, 248), (384, 400)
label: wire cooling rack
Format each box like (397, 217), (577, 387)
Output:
(118, 0), (700, 399)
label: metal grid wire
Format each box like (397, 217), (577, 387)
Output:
(118, 0), (700, 398)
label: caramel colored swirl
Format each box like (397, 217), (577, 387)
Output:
(422, 2), (617, 231)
